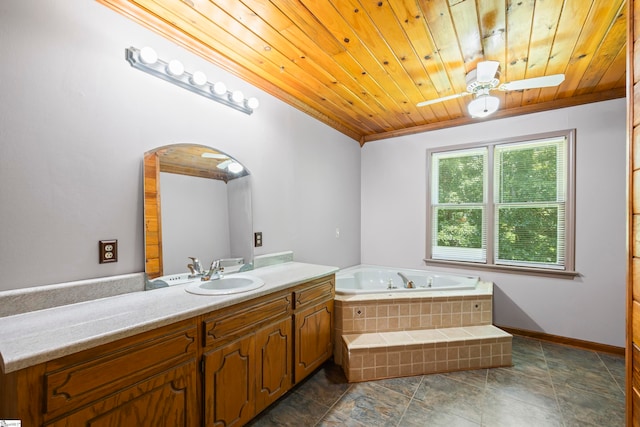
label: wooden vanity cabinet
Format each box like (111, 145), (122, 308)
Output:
(0, 318), (200, 427)
(45, 361), (198, 427)
(201, 275), (334, 427)
(0, 274), (334, 427)
(201, 290), (293, 427)
(255, 317), (293, 412)
(203, 334), (256, 427)
(293, 276), (334, 382)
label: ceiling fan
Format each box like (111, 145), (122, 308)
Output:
(417, 61), (565, 118)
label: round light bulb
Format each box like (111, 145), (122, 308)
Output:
(230, 90), (244, 103)
(139, 47), (158, 65)
(246, 97), (260, 109)
(166, 59), (184, 76)
(211, 81), (227, 95)
(190, 71), (207, 86)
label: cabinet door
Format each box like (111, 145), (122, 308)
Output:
(45, 360), (198, 427)
(294, 300), (333, 382)
(204, 335), (256, 427)
(255, 317), (292, 414)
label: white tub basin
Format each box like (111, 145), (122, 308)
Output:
(185, 274), (265, 296)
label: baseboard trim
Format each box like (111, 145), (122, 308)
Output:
(496, 325), (625, 356)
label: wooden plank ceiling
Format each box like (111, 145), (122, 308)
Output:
(99, 0), (627, 144)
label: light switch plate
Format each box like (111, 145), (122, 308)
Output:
(99, 240), (118, 263)
(254, 232), (263, 247)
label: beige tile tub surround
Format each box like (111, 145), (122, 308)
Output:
(341, 325), (512, 382)
(337, 295), (492, 332)
(333, 281), (512, 382)
(334, 282), (494, 365)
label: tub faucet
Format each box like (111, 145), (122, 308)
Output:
(201, 259), (224, 281)
(397, 272), (415, 289)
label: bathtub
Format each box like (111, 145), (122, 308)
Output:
(335, 265), (479, 295)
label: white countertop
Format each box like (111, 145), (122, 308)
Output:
(0, 262), (338, 374)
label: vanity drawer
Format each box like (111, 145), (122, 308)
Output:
(293, 275), (335, 310)
(43, 319), (197, 418)
(203, 291), (292, 349)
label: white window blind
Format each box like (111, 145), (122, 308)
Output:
(431, 147), (487, 263)
(494, 138), (567, 269)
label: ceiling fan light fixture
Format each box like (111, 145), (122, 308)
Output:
(417, 61), (565, 120)
(468, 94), (500, 118)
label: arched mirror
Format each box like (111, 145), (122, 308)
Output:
(143, 144), (253, 279)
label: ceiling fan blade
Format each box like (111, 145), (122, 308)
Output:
(500, 74), (565, 91)
(476, 61), (500, 82)
(417, 92), (469, 107)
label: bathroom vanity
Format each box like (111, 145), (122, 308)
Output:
(0, 263), (336, 427)
(0, 142), (339, 425)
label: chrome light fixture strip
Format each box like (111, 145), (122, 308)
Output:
(125, 47), (256, 115)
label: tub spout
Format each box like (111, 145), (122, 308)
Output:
(397, 272), (415, 289)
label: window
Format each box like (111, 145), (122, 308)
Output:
(427, 130), (575, 274)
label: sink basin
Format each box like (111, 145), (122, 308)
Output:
(185, 274), (265, 296)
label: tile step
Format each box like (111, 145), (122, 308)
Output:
(341, 325), (512, 382)
(343, 325), (511, 350)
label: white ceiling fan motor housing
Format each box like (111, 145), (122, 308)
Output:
(465, 68), (500, 94)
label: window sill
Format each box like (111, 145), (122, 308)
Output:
(423, 259), (580, 279)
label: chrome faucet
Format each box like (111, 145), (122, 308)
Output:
(397, 272), (415, 289)
(187, 257), (204, 277)
(201, 259), (224, 281)
(188, 257), (225, 280)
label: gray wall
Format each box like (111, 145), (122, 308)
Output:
(361, 99), (627, 347)
(0, 0), (361, 290)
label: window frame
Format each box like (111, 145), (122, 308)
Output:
(425, 129), (577, 278)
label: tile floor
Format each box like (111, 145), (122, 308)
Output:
(248, 335), (625, 427)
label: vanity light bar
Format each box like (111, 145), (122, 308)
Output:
(125, 47), (259, 115)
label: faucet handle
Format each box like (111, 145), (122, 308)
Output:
(209, 259), (224, 272)
(187, 263), (196, 275)
(188, 257), (203, 274)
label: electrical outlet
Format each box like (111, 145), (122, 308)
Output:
(99, 240), (118, 263)
(254, 232), (263, 247)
